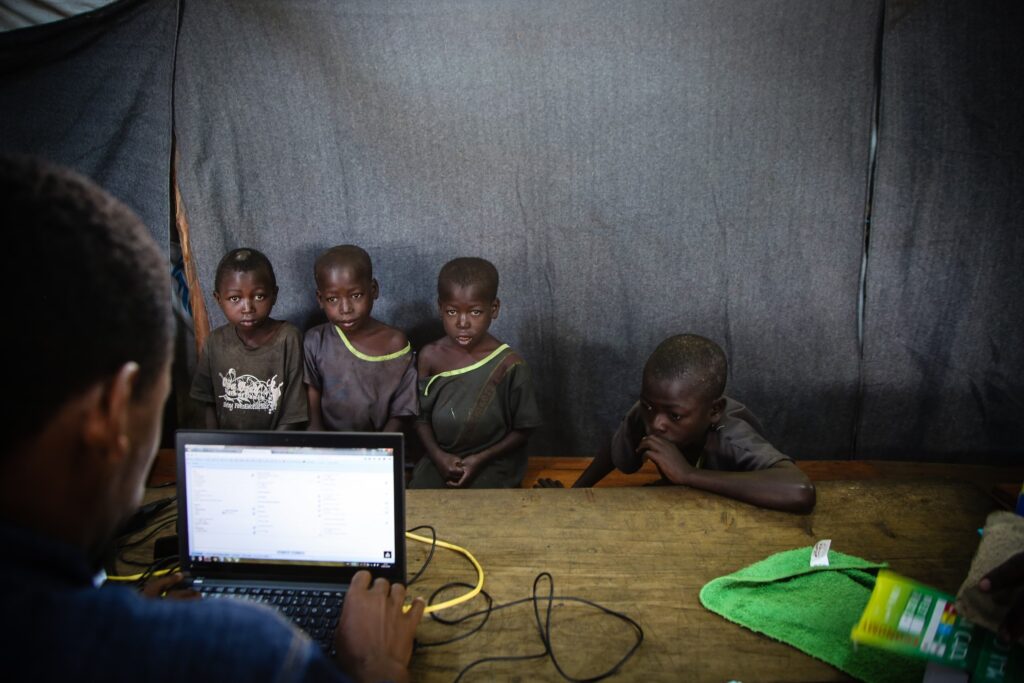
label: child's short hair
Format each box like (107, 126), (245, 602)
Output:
(437, 257), (499, 301)
(314, 245), (373, 284)
(2, 155), (172, 455)
(214, 247), (276, 292)
(643, 334), (728, 401)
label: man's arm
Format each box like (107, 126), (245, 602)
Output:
(204, 404), (218, 429)
(640, 435), (816, 513)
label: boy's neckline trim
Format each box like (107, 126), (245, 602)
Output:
(233, 319), (284, 351)
(334, 325), (411, 362)
(423, 344), (510, 396)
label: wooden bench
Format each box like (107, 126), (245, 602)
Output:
(149, 450), (1022, 507)
(522, 456), (1024, 507)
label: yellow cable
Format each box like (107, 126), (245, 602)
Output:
(105, 533), (483, 616)
(105, 567), (178, 582)
(405, 531), (484, 615)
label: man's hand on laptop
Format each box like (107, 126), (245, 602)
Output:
(140, 572), (199, 601)
(336, 570), (425, 683)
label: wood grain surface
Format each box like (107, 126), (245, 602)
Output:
(404, 482), (994, 682)
(139, 452), (1018, 681)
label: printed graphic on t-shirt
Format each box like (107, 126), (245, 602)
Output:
(218, 368), (282, 414)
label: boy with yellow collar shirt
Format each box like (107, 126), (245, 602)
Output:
(303, 245), (418, 432)
(571, 334), (816, 513)
(410, 257), (542, 489)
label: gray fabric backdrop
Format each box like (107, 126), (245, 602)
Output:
(176, 0), (886, 458)
(860, 1), (1024, 463)
(0, 0), (177, 252)
(6, 1), (1022, 462)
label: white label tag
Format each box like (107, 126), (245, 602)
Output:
(810, 539), (832, 567)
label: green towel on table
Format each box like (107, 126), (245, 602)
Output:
(699, 547), (925, 683)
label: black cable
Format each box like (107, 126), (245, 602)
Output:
(117, 552), (171, 568)
(416, 572), (644, 683)
(532, 573), (643, 683)
(414, 582), (494, 648)
(117, 534), (179, 567)
(117, 496), (176, 535)
(455, 651), (548, 683)
(116, 516), (178, 549)
(113, 515), (178, 572)
(134, 554), (180, 589)
(406, 525), (437, 585)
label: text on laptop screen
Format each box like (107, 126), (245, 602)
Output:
(183, 444), (397, 569)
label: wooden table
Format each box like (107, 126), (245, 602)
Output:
(139, 453), (1017, 681)
(404, 481), (995, 682)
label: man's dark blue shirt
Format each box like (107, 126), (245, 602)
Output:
(0, 524), (351, 682)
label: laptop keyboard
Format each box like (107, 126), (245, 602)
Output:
(198, 585), (345, 655)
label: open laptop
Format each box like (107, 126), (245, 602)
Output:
(176, 430), (406, 653)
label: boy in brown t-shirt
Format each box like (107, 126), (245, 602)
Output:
(191, 248), (307, 430)
(567, 334), (815, 513)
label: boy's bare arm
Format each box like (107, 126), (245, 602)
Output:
(451, 429), (532, 487)
(570, 443), (615, 488)
(203, 404), (218, 429)
(639, 435), (816, 514)
(382, 415), (407, 433)
(307, 385), (324, 430)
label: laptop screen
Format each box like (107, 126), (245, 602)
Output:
(176, 431), (405, 585)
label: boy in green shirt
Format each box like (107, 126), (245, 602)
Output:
(410, 257), (542, 488)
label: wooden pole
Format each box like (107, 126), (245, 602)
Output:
(171, 138), (210, 356)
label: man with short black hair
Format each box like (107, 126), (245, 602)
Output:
(0, 156), (423, 682)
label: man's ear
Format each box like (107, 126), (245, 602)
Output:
(491, 298), (501, 319)
(81, 362), (140, 464)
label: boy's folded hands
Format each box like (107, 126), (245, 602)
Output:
(447, 455), (482, 488)
(637, 434), (692, 484)
(433, 451), (465, 483)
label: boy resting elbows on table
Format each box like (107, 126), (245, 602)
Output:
(559, 334), (815, 513)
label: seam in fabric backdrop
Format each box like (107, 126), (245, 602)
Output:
(852, 0), (887, 458)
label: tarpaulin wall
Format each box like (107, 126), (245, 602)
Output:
(175, 0), (880, 459)
(175, 0), (1024, 461)
(0, 0), (178, 252)
(5, 0), (1021, 461)
(859, 1), (1024, 462)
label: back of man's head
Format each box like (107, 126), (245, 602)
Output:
(1, 156), (173, 456)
